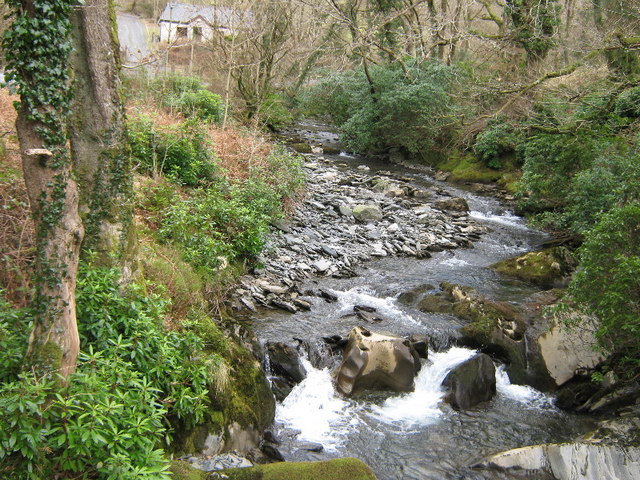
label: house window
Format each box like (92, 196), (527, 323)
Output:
(193, 26), (202, 40)
(176, 26), (187, 38)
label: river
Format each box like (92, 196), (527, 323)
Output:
(248, 122), (594, 479)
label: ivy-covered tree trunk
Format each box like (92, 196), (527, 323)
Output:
(4, 0), (83, 378)
(69, 0), (136, 269)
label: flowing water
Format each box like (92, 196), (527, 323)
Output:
(251, 124), (594, 479)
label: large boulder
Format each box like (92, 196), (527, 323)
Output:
(491, 246), (577, 289)
(352, 204), (383, 223)
(442, 353), (496, 410)
(336, 327), (419, 396)
(474, 443), (640, 480)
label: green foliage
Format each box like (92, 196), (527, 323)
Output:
(0, 359), (170, 479)
(156, 146), (303, 276)
(258, 92), (294, 130)
(127, 115), (217, 187)
(517, 128), (615, 213)
(0, 297), (30, 383)
(75, 261), (213, 427)
(615, 86), (640, 118)
(505, 0), (560, 61)
(567, 204), (640, 371)
(303, 61), (460, 158)
(154, 75), (223, 124)
(473, 118), (521, 169)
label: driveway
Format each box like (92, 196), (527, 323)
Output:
(117, 13), (150, 65)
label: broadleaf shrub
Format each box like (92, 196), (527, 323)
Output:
(473, 118), (521, 169)
(304, 60), (461, 159)
(567, 204), (640, 370)
(127, 115), (217, 187)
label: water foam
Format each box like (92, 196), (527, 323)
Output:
(334, 286), (420, 326)
(369, 347), (477, 427)
(275, 358), (359, 451)
(470, 210), (529, 229)
(496, 366), (555, 410)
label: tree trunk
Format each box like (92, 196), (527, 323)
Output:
(19, 122), (84, 379)
(69, 0), (136, 271)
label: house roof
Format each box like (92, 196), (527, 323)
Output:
(158, 2), (239, 27)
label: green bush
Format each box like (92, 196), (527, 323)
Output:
(76, 262), (213, 427)
(0, 297), (29, 383)
(304, 60), (460, 158)
(473, 118), (521, 169)
(258, 92), (294, 130)
(567, 204), (640, 371)
(517, 129), (615, 212)
(0, 358), (170, 479)
(157, 146), (303, 276)
(176, 89), (223, 123)
(127, 115), (217, 187)
(614, 86), (640, 118)
(154, 75), (224, 124)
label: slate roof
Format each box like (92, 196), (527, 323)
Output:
(158, 2), (238, 27)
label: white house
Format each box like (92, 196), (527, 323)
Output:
(158, 2), (242, 43)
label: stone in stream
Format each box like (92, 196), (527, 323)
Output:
(336, 327), (419, 396)
(434, 196), (470, 213)
(491, 246), (578, 289)
(266, 342), (306, 384)
(352, 204), (383, 223)
(442, 353), (496, 410)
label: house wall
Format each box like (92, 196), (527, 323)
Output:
(160, 19), (224, 43)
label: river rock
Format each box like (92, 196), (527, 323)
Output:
(266, 342), (306, 384)
(336, 327), (419, 396)
(434, 197), (469, 212)
(442, 353), (496, 410)
(474, 443), (640, 480)
(491, 246), (577, 289)
(352, 204), (383, 222)
(290, 142), (312, 153)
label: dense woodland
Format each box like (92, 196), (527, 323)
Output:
(0, 0), (638, 478)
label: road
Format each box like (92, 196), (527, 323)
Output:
(117, 13), (150, 65)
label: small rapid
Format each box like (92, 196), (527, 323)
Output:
(251, 122), (594, 479)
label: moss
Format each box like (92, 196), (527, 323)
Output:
(217, 458), (378, 480)
(491, 246), (577, 288)
(27, 341), (64, 378)
(436, 153), (504, 183)
(169, 461), (207, 480)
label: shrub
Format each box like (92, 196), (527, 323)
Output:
(76, 261), (214, 427)
(176, 89), (223, 123)
(303, 60), (461, 158)
(258, 92), (294, 130)
(127, 115), (217, 187)
(614, 86), (640, 118)
(517, 129), (615, 212)
(154, 75), (224, 124)
(473, 118), (521, 169)
(567, 204), (640, 371)
(0, 359), (171, 479)
(0, 296), (29, 383)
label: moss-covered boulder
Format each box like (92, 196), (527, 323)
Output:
(171, 319), (275, 457)
(491, 246), (577, 289)
(290, 142), (312, 154)
(216, 458), (378, 480)
(169, 461), (208, 480)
